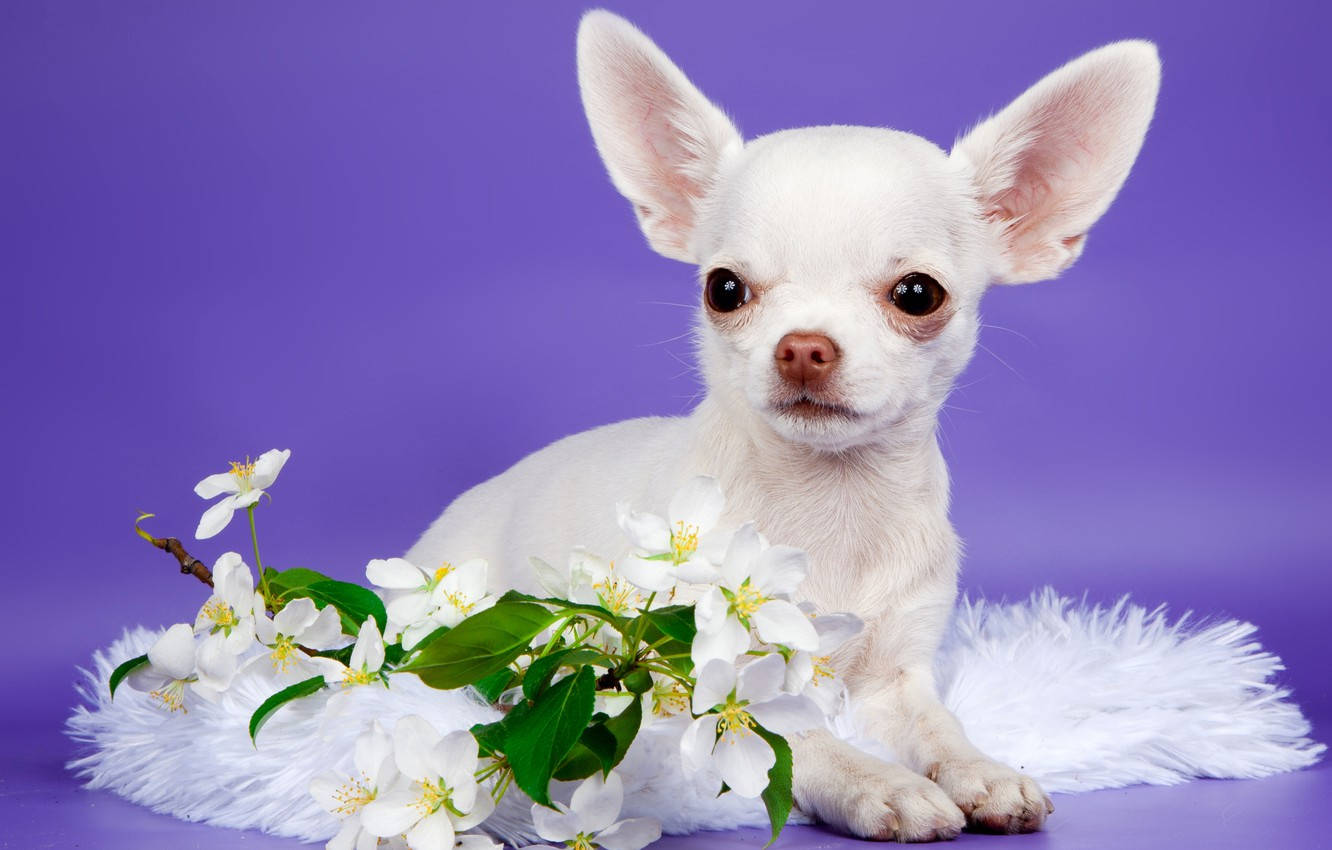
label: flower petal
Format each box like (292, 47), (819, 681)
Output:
(448, 559), (489, 598)
(570, 770), (623, 834)
(813, 612), (864, 654)
(680, 715), (720, 773)
(393, 715), (443, 782)
(615, 503), (671, 553)
(736, 653), (786, 704)
(668, 476), (725, 533)
(195, 632), (237, 690)
(367, 558), (428, 590)
(784, 651), (814, 694)
(690, 613), (749, 668)
(453, 790), (493, 831)
(405, 810), (455, 850)
(195, 498), (237, 540)
(616, 554), (678, 593)
(752, 600), (819, 653)
(531, 801), (580, 843)
(249, 448), (291, 490)
(530, 556), (567, 598)
(436, 730), (481, 793)
(148, 623), (198, 681)
(597, 817), (663, 850)
(360, 790), (423, 837)
(354, 721), (395, 779)
(350, 617), (385, 673)
(747, 693), (826, 736)
(230, 488), (264, 510)
(194, 471), (240, 499)
(692, 659), (736, 714)
(749, 545), (808, 598)
(714, 729), (775, 798)
(719, 523), (763, 589)
(299, 604), (346, 650)
(388, 591), (434, 629)
(309, 771), (345, 814)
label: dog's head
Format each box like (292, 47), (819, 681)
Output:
(577, 11), (1159, 452)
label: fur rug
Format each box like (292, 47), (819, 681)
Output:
(66, 588), (1325, 846)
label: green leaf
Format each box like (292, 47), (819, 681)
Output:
(553, 695), (643, 780)
(639, 605), (697, 643)
(523, 647), (605, 700)
(249, 676), (325, 743)
(298, 579), (388, 635)
(268, 567), (332, 598)
(505, 665), (596, 806)
(754, 724), (793, 846)
(470, 718), (509, 758)
(109, 654), (149, 699)
(472, 668), (517, 704)
(495, 590), (624, 630)
(399, 602), (556, 690)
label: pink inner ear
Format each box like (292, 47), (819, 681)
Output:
(958, 42), (1158, 282)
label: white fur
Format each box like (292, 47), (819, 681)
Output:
(68, 593), (1324, 844)
(406, 10), (1179, 840)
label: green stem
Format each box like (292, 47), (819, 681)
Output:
(247, 505), (271, 602)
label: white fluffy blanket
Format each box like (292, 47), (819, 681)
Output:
(66, 588), (1324, 846)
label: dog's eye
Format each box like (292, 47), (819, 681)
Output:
(705, 268), (753, 313)
(889, 273), (947, 317)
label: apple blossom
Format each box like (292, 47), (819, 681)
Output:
(681, 655), (823, 798)
(125, 623), (208, 712)
(193, 552), (262, 692)
(528, 771), (660, 850)
(310, 721), (399, 850)
(691, 523), (819, 666)
(254, 596), (346, 678)
(367, 557), (495, 649)
(359, 716), (494, 850)
(615, 476), (730, 592)
(784, 605), (863, 714)
(193, 448), (290, 539)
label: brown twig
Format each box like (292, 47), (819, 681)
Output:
(136, 513), (213, 587)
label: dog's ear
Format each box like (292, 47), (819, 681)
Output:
(952, 42), (1161, 284)
(577, 10), (743, 263)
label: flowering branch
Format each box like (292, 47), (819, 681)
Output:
(135, 513), (213, 587)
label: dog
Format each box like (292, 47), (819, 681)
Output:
(407, 10), (1159, 841)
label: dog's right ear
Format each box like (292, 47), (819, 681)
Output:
(577, 10), (743, 263)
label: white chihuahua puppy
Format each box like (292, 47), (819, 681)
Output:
(409, 10), (1159, 842)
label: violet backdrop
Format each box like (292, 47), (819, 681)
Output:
(4, 2), (1329, 848)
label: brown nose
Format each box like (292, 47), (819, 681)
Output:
(775, 332), (839, 389)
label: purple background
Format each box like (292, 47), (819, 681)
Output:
(4, 1), (1329, 847)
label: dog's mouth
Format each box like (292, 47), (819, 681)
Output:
(772, 394), (860, 421)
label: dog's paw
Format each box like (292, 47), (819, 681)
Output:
(926, 758), (1053, 834)
(815, 761), (966, 842)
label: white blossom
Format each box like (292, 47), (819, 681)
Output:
(193, 448), (290, 539)
(529, 771), (660, 850)
(691, 523), (818, 666)
(680, 655), (823, 798)
(615, 476), (731, 592)
(359, 716), (494, 850)
(783, 605), (863, 714)
(310, 721), (398, 850)
(253, 597), (346, 679)
(367, 557), (495, 649)
(192, 552), (263, 692)
(125, 623), (210, 712)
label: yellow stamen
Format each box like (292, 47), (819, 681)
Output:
(652, 680), (690, 717)
(149, 679), (189, 713)
(229, 458), (256, 489)
(331, 772), (376, 816)
(717, 701), (756, 739)
(443, 590), (476, 616)
(433, 562), (454, 583)
(670, 521), (700, 565)
(271, 634), (299, 672)
(593, 572), (641, 616)
(570, 835), (597, 850)
(414, 778), (456, 816)
(812, 655), (835, 685)
(729, 581), (766, 620)
(342, 667), (378, 687)
(200, 599), (238, 630)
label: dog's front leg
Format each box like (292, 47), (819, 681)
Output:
(791, 728), (964, 842)
(857, 663), (1054, 834)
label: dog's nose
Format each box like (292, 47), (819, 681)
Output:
(775, 332), (839, 389)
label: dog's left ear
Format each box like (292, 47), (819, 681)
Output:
(952, 42), (1161, 284)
